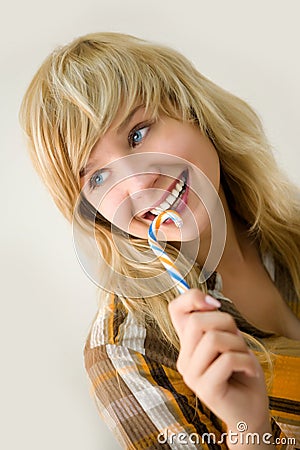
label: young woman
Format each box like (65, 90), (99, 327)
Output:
(20, 32), (300, 449)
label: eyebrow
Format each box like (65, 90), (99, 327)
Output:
(116, 105), (142, 134)
(79, 105), (142, 179)
(79, 163), (95, 179)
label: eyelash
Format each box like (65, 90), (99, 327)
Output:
(88, 170), (109, 191)
(128, 122), (151, 148)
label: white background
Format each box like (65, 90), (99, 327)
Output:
(1, 1), (299, 449)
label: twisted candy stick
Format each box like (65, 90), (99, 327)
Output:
(148, 210), (190, 294)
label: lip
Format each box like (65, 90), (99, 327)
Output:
(138, 169), (189, 219)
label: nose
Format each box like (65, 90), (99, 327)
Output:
(124, 173), (159, 199)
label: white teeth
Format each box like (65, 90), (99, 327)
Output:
(159, 201), (170, 210)
(146, 172), (187, 217)
(165, 193), (177, 204)
(176, 180), (184, 190)
(150, 207), (165, 215)
(149, 185), (185, 216)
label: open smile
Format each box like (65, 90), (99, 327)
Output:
(141, 169), (189, 221)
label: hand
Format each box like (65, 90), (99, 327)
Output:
(168, 289), (271, 440)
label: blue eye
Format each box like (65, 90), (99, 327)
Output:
(133, 130), (143, 144)
(89, 170), (109, 191)
(129, 125), (149, 147)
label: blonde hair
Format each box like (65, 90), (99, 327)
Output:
(19, 32), (300, 365)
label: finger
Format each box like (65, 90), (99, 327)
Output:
(168, 289), (221, 335)
(198, 351), (259, 399)
(176, 313), (241, 373)
(176, 309), (239, 359)
(177, 329), (249, 376)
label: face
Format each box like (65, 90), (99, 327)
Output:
(80, 107), (221, 242)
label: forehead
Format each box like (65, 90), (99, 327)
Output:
(109, 104), (144, 132)
(108, 102), (158, 132)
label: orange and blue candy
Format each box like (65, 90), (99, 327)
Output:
(148, 210), (190, 294)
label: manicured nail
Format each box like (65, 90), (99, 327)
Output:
(204, 295), (221, 308)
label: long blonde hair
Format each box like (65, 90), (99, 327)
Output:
(19, 32), (300, 356)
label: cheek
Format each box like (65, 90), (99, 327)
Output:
(95, 190), (134, 233)
(97, 196), (115, 221)
(86, 187), (118, 222)
(203, 148), (220, 190)
(156, 130), (194, 158)
(190, 134), (220, 190)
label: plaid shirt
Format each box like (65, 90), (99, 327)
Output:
(84, 251), (300, 449)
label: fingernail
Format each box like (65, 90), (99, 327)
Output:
(204, 295), (221, 308)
